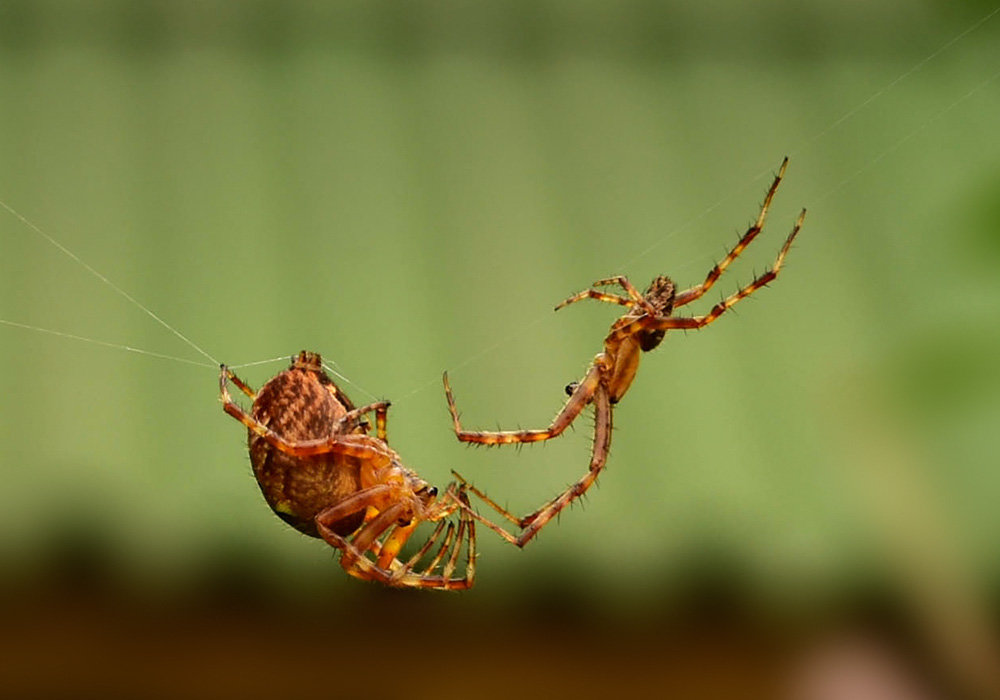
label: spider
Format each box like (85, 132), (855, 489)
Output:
(444, 158), (805, 548)
(220, 350), (476, 590)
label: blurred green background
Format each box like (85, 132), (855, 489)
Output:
(1, 1), (999, 696)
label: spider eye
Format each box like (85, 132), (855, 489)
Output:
(426, 486), (438, 498)
(565, 382), (579, 396)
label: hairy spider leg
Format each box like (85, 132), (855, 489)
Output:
(441, 515), (473, 583)
(449, 474), (523, 529)
(609, 209), (805, 343)
(674, 157), (789, 308)
(443, 362), (601, 446)
(413, 500), (474, 584)
(400, 517), (451, 569)
(591, 276), (653, 307)
(407, 520), (463, 578)
(555, 275), (659, 315)
(223, 366), (257, 399)
(554, 288), (633, 311)
(452, 384), (612, 548)
(316, 486), (476, 590)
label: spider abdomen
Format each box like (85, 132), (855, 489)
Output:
(248, 363), (365, 538)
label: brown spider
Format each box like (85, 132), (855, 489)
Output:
(220, 351), (475, 590)
(444, 158), (805, 548)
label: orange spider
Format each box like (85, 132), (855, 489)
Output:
(221, 351), (475, 590)
(444, 158), (805, 548)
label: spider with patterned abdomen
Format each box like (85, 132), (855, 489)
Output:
(221, 351), (476, 590)
(444, 157), (805, 549)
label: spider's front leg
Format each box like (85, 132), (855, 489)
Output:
(554, 275), (658, 315)
(609, 208), (805, 343)
(674, 157), (789, 308)
(442, 362), (601, 446)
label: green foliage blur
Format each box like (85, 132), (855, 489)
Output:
(0, 1), (998, 625)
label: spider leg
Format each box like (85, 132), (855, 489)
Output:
(554, 275), (657, 315)
(516, 384), (612, 546)
(391, 513), (468, 582)
(402, 518), (451, 570)
(320, 504), (406, 582)
(351, 506), (409, 562)
(407, 502), (476, 589)
(442, 363), (600, 446)
(422, 482), (466, 524)
(675, 157), (789, 308)
(591, 276), (658, 314)
(221, 386), (396, 466)
(612, 209), (805, 340)
(276, 432), (397, 461)
(403, 485), (476, 575)
(448, 474), (524, 547)
(415, 521), (460, 576)
(440, 514), (471, 581)
(220, 365), (257, 399)
(363, 512), (475, 590)
(554, 289), (632, 312)
(373, 484), (467, 572)
(375, 519), (419, 570)
(314, 484), (394, 528)
(451, 470), (522, 528)
(318, 500), (414, 583)
(337, 401), (391, 442)
(451, 385), (612, 549)
(316, 487), (475, 590)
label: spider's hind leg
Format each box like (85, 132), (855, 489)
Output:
(451, 470), (524, 528)
(442, 363), (600, 446)
(450, 385), (613, 549)
(513, 384), (612, 544)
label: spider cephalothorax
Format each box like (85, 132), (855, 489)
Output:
(635, 275), (675, 351)
(221, 350), (475, 590)
(444, 158), (805, 548)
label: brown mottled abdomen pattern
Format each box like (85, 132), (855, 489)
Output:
(248, 366), (364, 538)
